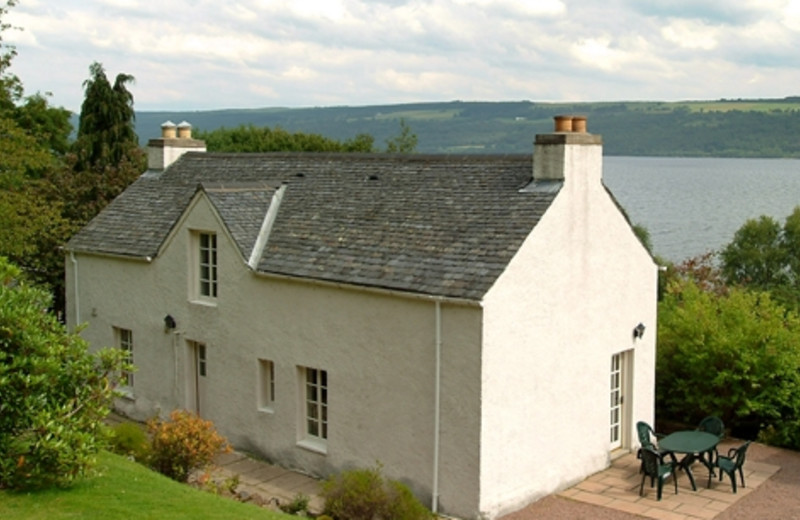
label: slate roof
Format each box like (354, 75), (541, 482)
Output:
(67, 152), (562, 300)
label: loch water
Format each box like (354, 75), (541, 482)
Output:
(603, 156), (800, 263)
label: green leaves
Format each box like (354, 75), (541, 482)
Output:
(196, 123), (376, 153)
(720, 207), (800, 310)
(657, 277), (800, 445)
(0, 257), (128, 490)
(74, 62), (139, 172)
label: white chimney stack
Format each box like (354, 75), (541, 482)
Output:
(533, 115), (602, 182)
(147, 120), (206, 171)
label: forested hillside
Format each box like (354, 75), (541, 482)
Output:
(134, 98), (800, 157)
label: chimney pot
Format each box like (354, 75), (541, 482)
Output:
(554, 115), (574, 132)
(572, 116), (587, 133)
(161, 120), (177, 139)
(148, 120), (206, 171)
(177, 121), (192, 139)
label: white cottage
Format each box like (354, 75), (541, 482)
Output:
(65, 116), (658, 519)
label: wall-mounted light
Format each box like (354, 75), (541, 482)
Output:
(633, 322), (646, 339)
(164, 314), (176, 332)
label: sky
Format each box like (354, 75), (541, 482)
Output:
(5, 0), (800, 113)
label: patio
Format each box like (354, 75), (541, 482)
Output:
(558, 441), (780, 520)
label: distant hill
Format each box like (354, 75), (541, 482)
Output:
(133, 98), (800, 157)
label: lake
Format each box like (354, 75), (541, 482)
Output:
(603, 156), (800, 263)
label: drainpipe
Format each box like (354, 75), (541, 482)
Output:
(70, 251), (80, 328)
(432, 299), (442, 513)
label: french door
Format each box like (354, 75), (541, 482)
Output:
(610, 351), (631, 450)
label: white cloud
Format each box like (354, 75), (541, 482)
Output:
(661, 19), (720, 50)
(3, 0), (800, 111)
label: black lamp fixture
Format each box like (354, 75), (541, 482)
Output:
(164, 314), (176, 332)
(633, 322), (646, 339)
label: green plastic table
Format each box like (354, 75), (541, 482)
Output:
(658, 430), (720, 491)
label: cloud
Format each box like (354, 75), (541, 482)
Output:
(4, 0), (800, 112)
(661, 19), (720, 50)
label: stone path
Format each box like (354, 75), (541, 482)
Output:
(557, 441), (780, 520)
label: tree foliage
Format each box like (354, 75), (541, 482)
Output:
(0, 0), (21, 111)
(0, 186), (76, 304)
(73, 62), (140, 171)
(385, 118), (418, 153)
(195, 123), (375, 153)
(656, 276), (800, 447)
(0, 257), (130, 489)
(57, 62), (145, 226)
(720, 207), (800, 310)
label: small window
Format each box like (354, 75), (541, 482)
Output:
(198, 343), (207, 377)
(258, 359), (275, 411)
(115, 327), (134, 390)
(304, 367), (328, 441)
(198, 232), (218, 299)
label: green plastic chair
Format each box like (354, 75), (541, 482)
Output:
(697, 416), (725, 466)
(697, 416), (725, 438)
(713, 440), (752, 493)
(636, 421), (673, 479)
(639, 447), (678, 500)
(636, 421), (664, 449)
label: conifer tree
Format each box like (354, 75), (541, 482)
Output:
(73, 62), (140, 172)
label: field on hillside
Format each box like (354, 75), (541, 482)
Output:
(133, 97), (800, 157)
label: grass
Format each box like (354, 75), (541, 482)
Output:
(0, 451), (293, 520)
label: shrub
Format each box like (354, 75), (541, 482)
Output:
(147, 410), (230, 482)
(107, 422), (150, 463)
(321, 464), (433, 520)
(279, 492), (310, 515)
(0, 257), (129, 490)
(657, 277), (800, 445)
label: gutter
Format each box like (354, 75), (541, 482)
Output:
(432, 299), (443, 513)
(70, 251), (80, 328)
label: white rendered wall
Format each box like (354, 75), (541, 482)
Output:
(66, 194), (485, 519)
(478, 143), (658, 518)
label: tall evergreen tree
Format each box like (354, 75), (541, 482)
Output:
(73, 62), (140, 172)
(62, 62), (145, 225)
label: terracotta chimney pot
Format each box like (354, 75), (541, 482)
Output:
(554, 115), (574, 132)
(572, 116), (587, 133)
(161, 121), (177, 139)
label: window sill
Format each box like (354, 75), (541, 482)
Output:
(257, 406), (275, 415)
(118, 389), (135, 401)
(190, 298), (218, 308)
(297, 438), (327, 455)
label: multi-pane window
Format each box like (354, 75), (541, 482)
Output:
(199, 232), (217, 298)
(258, 359), (275, 410)
(115, 327), (134, 388)
(304, 367), (328, 440)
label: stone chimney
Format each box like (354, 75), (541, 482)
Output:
(533, 115), (602, 182)
(147, 120), (206, 171)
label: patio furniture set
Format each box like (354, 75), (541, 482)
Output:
(636, 417), (752, 500)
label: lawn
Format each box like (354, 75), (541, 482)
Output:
(0, 451), (294, 520)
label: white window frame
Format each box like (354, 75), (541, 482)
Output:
(115, 327), (134, 396)
(297, 366), (327, 453)
(258, 359), (275, 412)
(191, 231), (218, 303)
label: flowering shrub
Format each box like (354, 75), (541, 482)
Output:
(147, 410), (230, 482)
